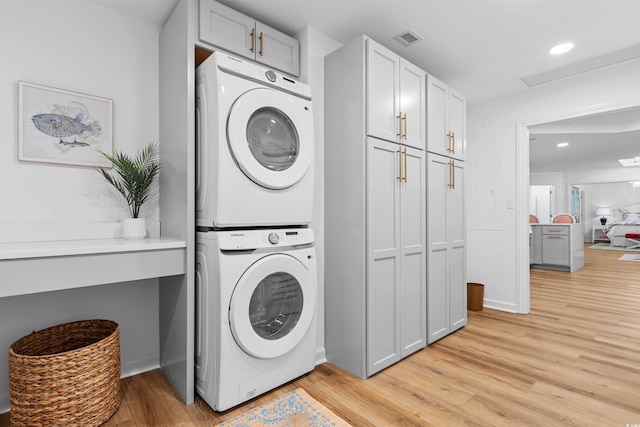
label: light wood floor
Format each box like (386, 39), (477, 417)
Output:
(2, 244), (638, 426)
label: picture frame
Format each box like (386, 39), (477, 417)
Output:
(18, 81), (113, 168)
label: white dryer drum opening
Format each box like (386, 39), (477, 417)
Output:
(227, 88), (313, 190)
(229, 253), (316, 359)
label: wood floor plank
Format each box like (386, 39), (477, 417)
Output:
(1, 243), (638, 426)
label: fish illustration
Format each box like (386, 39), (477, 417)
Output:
(31, 112), (101, 144)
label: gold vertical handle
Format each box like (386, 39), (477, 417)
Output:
(448, 160), (455, 189)
(259, 32), (264, 56)
(397, 113), (403, 139)
(451, 131), (455, 154)
(403, 147), (407, 182)
(402, 113), (407, 140)
(397, 147), (403, 181)
(447, 131), (453, 153)
(250, 28), (255, 53)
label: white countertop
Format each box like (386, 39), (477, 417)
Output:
(0, 236), (187, 298)
(0, 236), (186, 260)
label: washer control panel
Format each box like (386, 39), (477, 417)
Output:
(218, 228), (314, 250)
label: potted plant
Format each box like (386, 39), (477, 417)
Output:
(99, 142), (159, 239)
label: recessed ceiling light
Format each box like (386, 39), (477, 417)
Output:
(557, 142), (569, 148)
(619, 156), (640, 167)
(550, 42), (574, 55)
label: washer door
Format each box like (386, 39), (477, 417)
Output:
(229, 254), (315, 359)
(227, 88), (312, 190)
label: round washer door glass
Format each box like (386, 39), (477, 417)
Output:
(229, 254), (316, 359)
(227, 88), (313, 190)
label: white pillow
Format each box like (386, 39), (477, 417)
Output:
(621, 212), (640, 224)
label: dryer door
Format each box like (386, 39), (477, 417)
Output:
(229, 253), (316, 359)
(227, 88), (313, 190)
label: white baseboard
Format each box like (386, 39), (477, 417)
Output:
(483, 298), (519, 313)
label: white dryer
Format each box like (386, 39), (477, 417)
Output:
(196, 52), (314, 228)
(195, 228), (317, 411)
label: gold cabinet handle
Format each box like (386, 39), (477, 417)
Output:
(397, 147), (403, 181)
(259, 32), (263, 56)
(402, 113), (407, 140)
(451, 131), (455, 154)
(448, 160), (455, 189)
(403, 146), (407, 182)
(397, 113), (403, 139)
(250, 28), (255, 53)
(447, 131), (454, 153)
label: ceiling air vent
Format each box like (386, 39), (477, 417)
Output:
(394, 29), (423, 47)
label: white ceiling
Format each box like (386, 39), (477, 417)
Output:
(530, 107), (640, 173)
(91, 0), (640, 173)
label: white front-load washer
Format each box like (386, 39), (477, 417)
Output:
(196, 52), (314, 228)
(195, 228), (317, 411)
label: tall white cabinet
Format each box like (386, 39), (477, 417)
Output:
(324, 35), (427, 378)
(426, 153), (466, 343)
(367, 41), (426, 150)
(427, 75), (466, 161)
(426, 74), (468, 344)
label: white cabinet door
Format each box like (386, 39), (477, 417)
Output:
(542, 235), (570, 265)
(199, 0), (254, 60)
(448, 160), (467, 332)
(427, 153), (466, 344)
(400, 146), (426, 355)
(427, 153), (449, 343)
(399, 61), (426, 150)
(366, 41), (400, 143)
(426, 75), (467, 161)
(367, 137), (401, 375)
(426, 75), (448, 157)
(199, 0), (300, 76)
(448, 88), (466, 161)
(255, 22), (300, 76)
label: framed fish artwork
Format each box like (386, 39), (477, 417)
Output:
(18, 81), (113, 167)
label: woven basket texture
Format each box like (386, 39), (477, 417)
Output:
(8, 319), (121, 427)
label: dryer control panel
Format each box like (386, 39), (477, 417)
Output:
(218, 229), (314, 250)
(214, 53), (312, 100)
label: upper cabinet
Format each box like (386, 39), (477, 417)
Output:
(199, 0), (300, 76)
(426, 74), (466, 161)
(367, 40), (426, 150)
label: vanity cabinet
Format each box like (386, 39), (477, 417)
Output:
(199, 0), (300, 76)
(530, 224), (584, 272)
(367, 39), (426, 150)
(426, 74), (466, 161)
(324, 34), (426, 379)
(426, 153), (466, 344)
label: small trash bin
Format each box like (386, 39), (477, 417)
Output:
(467, 282), (484, 311)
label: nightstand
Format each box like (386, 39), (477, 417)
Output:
(592, 225), (610, 243)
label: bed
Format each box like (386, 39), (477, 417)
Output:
(603, 211), (640, 247)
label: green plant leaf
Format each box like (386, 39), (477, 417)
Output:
(98, 142), (160, 219)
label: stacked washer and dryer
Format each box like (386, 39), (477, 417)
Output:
(194, 52), (317, 412)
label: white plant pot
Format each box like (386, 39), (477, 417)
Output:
(122, 218), (147, 239)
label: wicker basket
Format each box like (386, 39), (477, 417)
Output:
(8, 319), (121, 427)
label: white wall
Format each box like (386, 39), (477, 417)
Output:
(0, 0), (162, 412)
(467, 58), (640, 312)
(297, 26), (342, 364)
